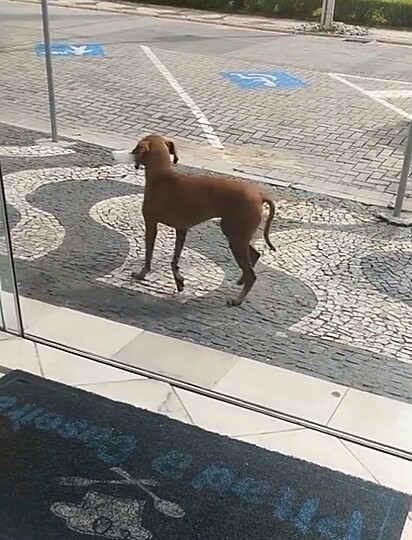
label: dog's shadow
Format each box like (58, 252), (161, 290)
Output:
(6, 176), (318, 337)
(127, 218), (317, 330)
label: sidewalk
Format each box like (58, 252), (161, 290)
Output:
(10, 0), (412, 47)
(2, 121), (412, 398)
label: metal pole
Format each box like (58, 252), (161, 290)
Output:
(393, 119), (412, 217)
(40, 0), (58, 142)
(320, 0), (328, 26)
(324, 0), (336, 28)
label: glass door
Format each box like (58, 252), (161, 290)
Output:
(0, 161), (23, 336)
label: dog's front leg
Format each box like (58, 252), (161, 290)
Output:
(132, 220), (158, 281)
(171, 229), (187, 292)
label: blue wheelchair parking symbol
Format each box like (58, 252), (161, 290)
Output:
(221, 70), (306, 90)
(34, 43), (105, 57)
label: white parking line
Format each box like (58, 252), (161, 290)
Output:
(369, 89), (412, 99)
(332, 73), (412, 85)
(329, 72), (412, 120)
(140, 45), (224, 150)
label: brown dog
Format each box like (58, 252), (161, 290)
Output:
(131, 134), (276, 306)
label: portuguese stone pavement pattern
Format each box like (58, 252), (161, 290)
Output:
(1, 123), (412, 405)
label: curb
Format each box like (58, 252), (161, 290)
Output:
(10, 0), (412, 48)
(376, 208), (412, 226)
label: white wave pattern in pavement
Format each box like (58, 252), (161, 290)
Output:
(2, 162), (133, 260)
(0, 144), (76, 157)
(255, 199), (412, 365)
(2, 144), (412, 363)
(90, 193), (226, 301)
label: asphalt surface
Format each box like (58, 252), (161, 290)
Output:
(2, 1), (412, 74)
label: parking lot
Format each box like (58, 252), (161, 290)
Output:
(2, 0), (412, 199)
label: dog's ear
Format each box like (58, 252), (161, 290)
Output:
(166, 139), (179, 164)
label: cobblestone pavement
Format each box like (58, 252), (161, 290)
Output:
(1, 123), (412, 405)
(2, 1), (412, 205)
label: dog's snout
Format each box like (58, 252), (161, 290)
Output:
(134, 162), (140, 171)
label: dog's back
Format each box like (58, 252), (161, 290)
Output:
(145, 168), (263, 229)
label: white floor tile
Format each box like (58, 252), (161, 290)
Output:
(26, 307), (143, 357)
(115, 331), (237, 388)
(1, 331), (409, 508)
(19, 296), (59, 329)
(0, 330), (12, 341)
(329, 389), (412, 453)
(37, 343), (145, 386)
(81, 379), (192, 424)
(214, 358), (346, 424)
(239, 429), (375, 482)
(343, 441), (412, 494)
(158, 388), (194, 424)
(0, 338), (42, 375)
(175, 388), (303, 437)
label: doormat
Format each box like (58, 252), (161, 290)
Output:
(0, 370), (409, 540)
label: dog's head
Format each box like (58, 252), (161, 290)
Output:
(131, 134), (179, 170)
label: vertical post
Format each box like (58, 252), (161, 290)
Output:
(324, 0), (336, 28)
(393, 119), (412, 217)
(40, 0), (58, 142)
(320, 0), (328, 26)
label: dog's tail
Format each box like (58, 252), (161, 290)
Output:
(262, 196), (276, 251)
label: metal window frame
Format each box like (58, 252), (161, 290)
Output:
(0, 162), (24, 337)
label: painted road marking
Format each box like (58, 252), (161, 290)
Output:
(330, 73), (412, 120)
(34, 43), (105, 57)
(140, 45), (224, 150)
(332, 73), (412, 85)
(368, 89), (412, 99)
(221, 70), (307, 90)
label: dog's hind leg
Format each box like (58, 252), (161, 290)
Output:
(237, 245), (260, 285)
(132, 220), (157, 281)
(227, 240), (256, 307)
(171, 229), (187, 292)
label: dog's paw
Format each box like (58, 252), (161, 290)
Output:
(176, 282), (184, 293)
(131, 269), (148, 281)
(226, 297), (242, 307)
